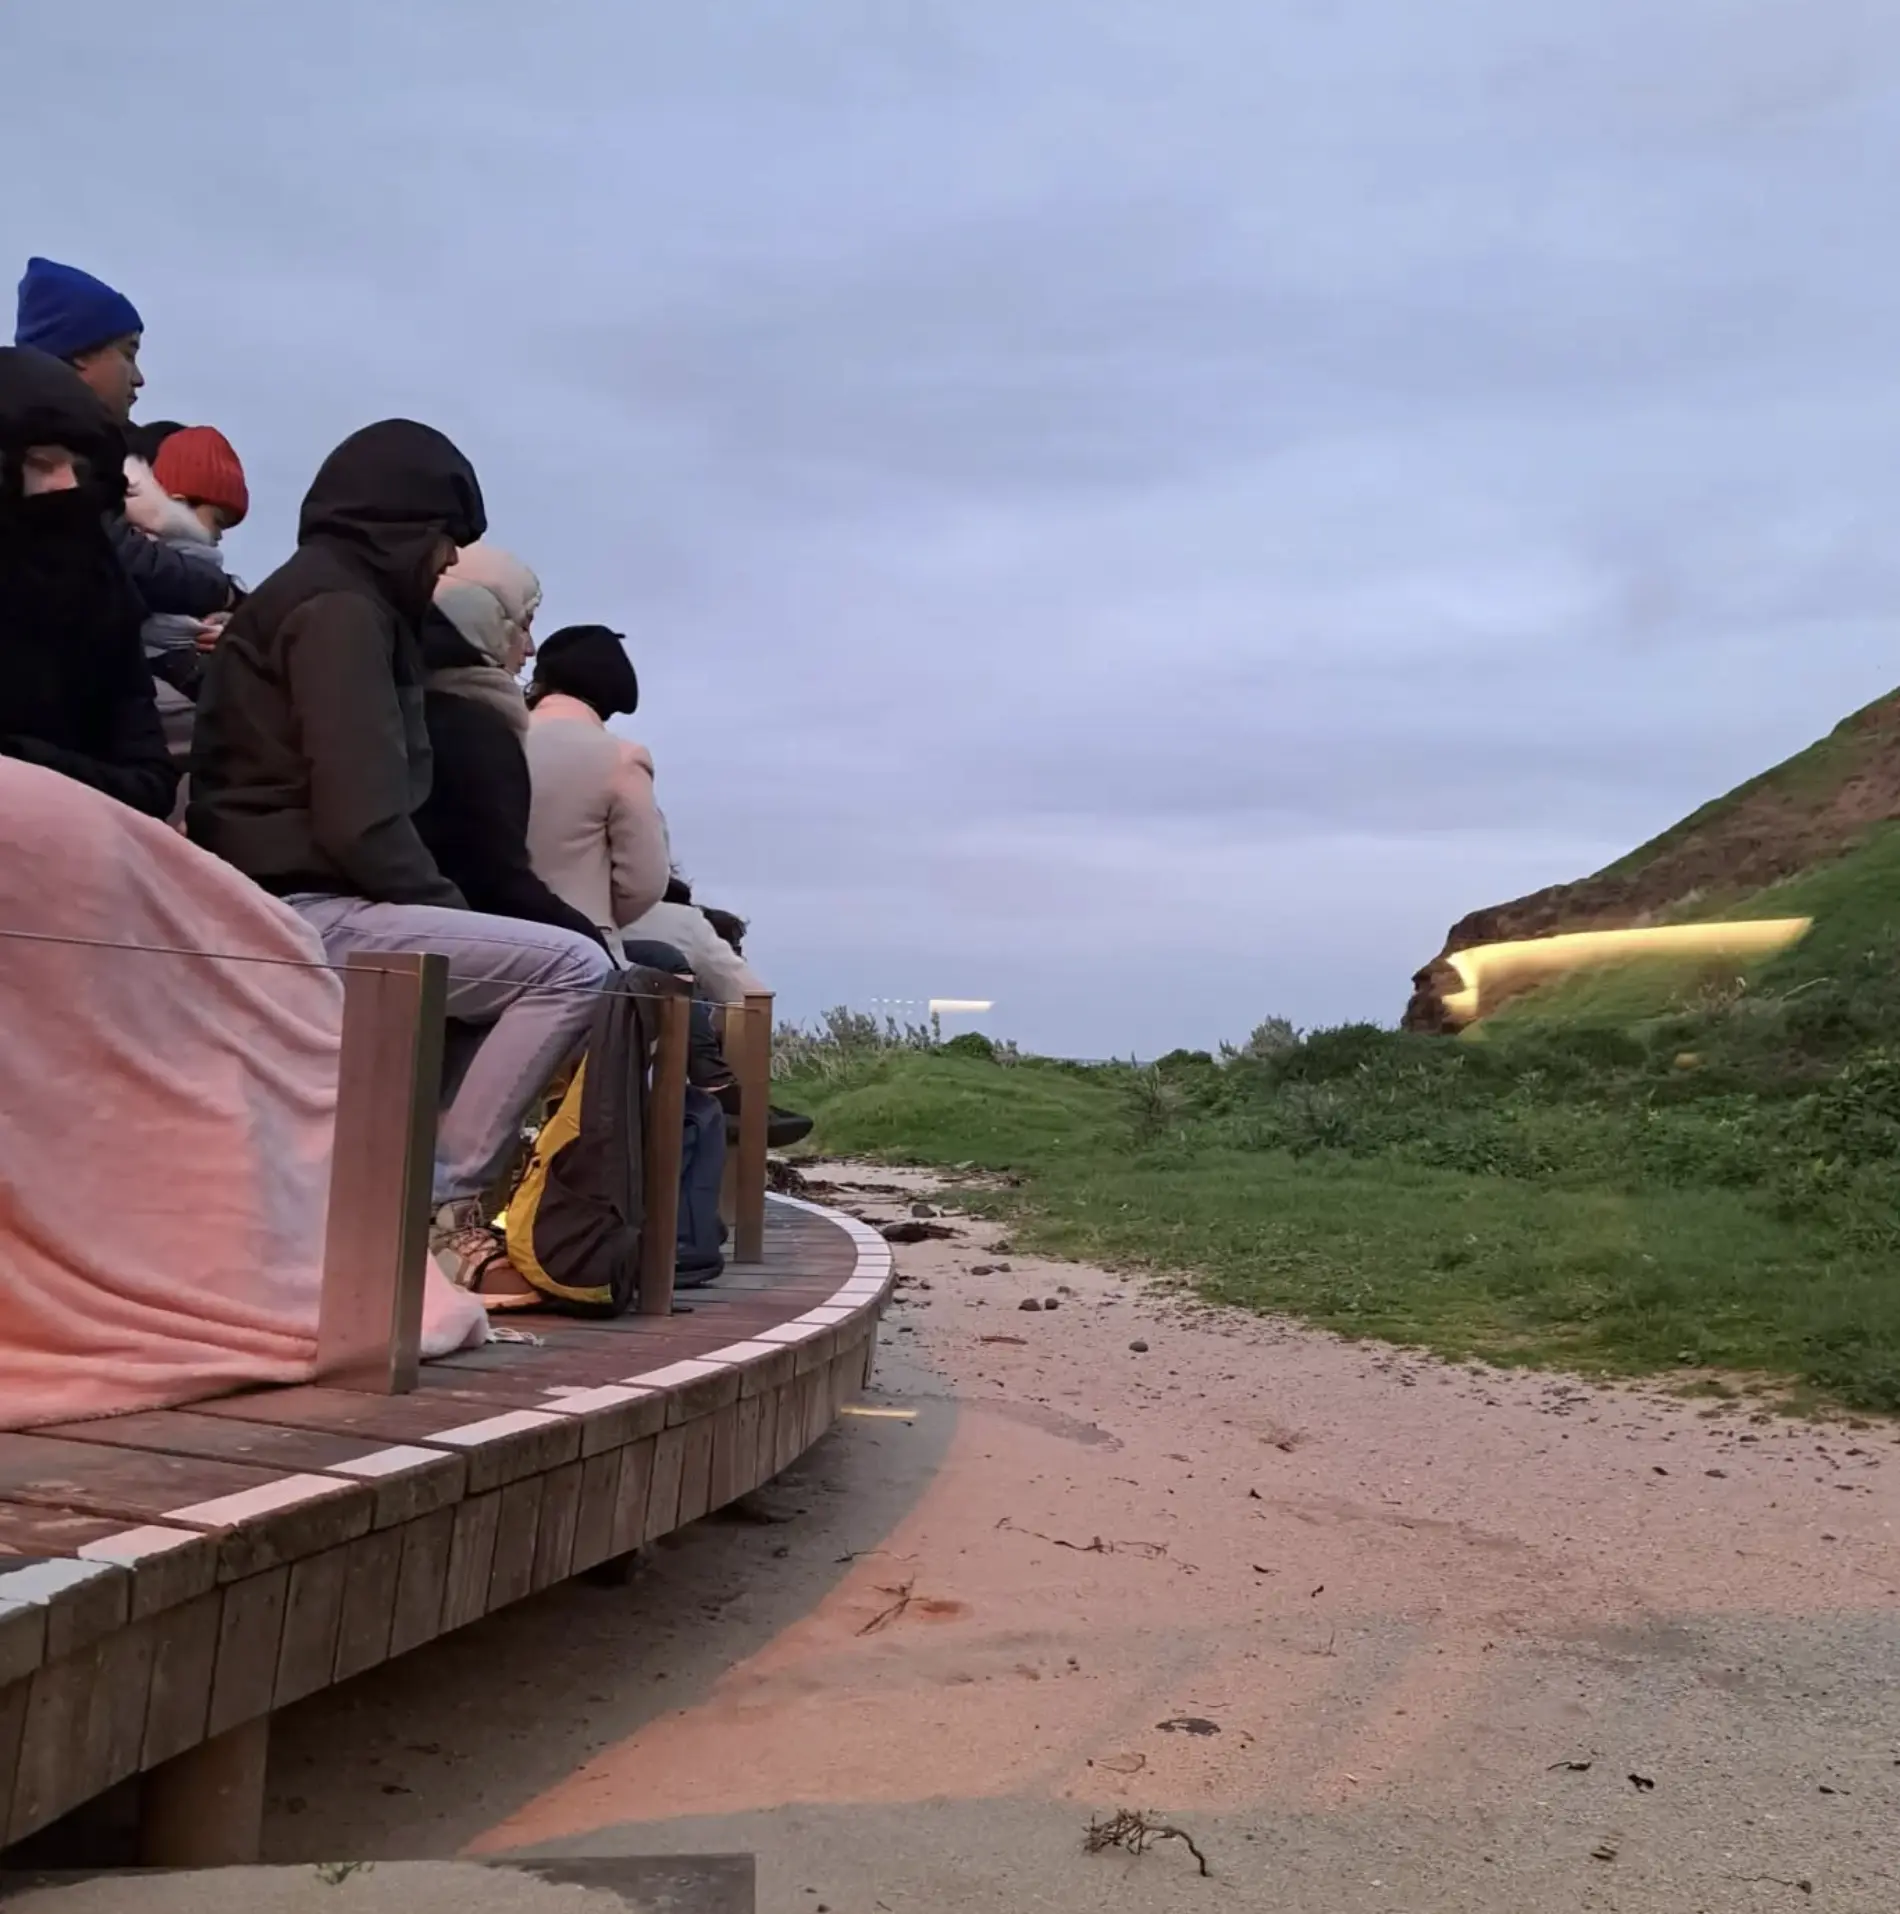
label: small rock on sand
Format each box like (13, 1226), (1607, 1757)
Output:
(1130, 1339), (1150, 1353)
(1020, 1298), (1044, 1312)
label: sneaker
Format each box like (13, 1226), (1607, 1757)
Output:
(430, 1197), (508, 1291)
(723, 1105), (814, 1151)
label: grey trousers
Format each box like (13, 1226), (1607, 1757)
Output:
(290, 895), (612, 1204)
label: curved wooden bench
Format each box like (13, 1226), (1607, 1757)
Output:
(0, 1194), (891, 1864)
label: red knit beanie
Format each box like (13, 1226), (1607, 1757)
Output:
(151, 426), (248, 527)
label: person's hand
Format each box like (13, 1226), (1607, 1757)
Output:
(194, 613), (229, 653)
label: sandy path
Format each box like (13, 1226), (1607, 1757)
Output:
(263, 1166), (1900, 1911)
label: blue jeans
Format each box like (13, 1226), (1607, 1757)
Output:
(290, 895), (611, 1203)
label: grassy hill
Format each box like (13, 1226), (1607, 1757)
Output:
(1406, 690), (1900, 1029)
(783, 706), (1900, 1413)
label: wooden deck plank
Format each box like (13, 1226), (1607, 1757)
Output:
(0, 1604), (47, 1691)
(424, 1408), (579, 1497)
(0, 1677), (28, 1841)
(570, 1449), (624, 1575)
(332, 1527), (404, 1682)
(36, 1411), (467, 1534)
(530, 1462), (583, 1594)
(141, 1591), (221, 1767)
(205, 1566), (288, 1737)
(639, 1430), (685, 1547)
(674, 1415), (718, 1529)
(485, 1478), (544, 1614)
(750, 1388), (780, 1490)
(9, 1644), (99, 1841)
(39, 1410), (395, 1475)
(90, 1618), (158, 1802)
(792, 1328), (841, 1377)
(661, 1367), (743, 1428)
(388, 1507), (455, 1659)
(0, 1438), (289, 1526)
(607, 1441), (655, 1559)
(439, 1492), (502, 1634)
(0, 1437), (374, 1587)
(273, 1545), (351, 1707)
(707, 1400), (745, 1515)
(191, 1387), (529, 1444)
(736, 1344), (797, 1399)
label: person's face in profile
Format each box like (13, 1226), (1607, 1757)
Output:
(71, 334), (143, 424)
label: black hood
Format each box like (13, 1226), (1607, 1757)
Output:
(529, 623), (640, 720)
(297, 419), (486, 619)
(0, 346), (126, 511)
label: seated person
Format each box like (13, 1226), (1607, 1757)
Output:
(0, 753), (486, 1429)
(126, 424), (247, 704)
(624, 876), (812, 1149)
(516, 622), (737, 1097)
(14, 256), (233, 624)
(0, 346), (177, 819)
(187, 419), (612, 1292)
(413, 551), (604, 947)
(623, 872), (768, 1005)
(522, 625), (669, 942)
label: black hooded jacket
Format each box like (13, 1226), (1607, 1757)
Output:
(188, 420), (486, 904)
(0, 348), (177, 819)
(412, 606), (606, 947)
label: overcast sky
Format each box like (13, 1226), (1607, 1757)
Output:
(7, 1), (1898, 1055)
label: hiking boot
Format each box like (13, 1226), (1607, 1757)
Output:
(430, 1197), (508, 1291)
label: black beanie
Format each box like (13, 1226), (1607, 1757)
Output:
(125, 419), (185, 465)
(530, 624), (639, 719)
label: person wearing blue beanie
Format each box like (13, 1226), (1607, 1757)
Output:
(13, 257), (230, 624)
(15, 258), (144, 423)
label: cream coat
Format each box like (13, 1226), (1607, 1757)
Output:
(523, 691), (670, 935)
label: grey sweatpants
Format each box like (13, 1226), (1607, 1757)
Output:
(289, 895), (611, 1204)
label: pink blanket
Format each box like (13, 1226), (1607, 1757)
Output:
(0, 759), (487, 1428)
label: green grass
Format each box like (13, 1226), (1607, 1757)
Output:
(777, 785), (1900, 1412)
(783, 939), (1900, 1411)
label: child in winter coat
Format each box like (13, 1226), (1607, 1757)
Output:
(123, 425), (247, 707)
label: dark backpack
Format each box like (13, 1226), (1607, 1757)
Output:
(503, 969), (654, 1316)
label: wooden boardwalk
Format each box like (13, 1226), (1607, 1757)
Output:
(0, 1195), (890, 1860)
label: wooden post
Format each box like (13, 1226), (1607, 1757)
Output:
(731, 990), (773, 1264)
(637, 975), (692, 1317)
(316, 951), (447, 1394)
(139, 1716), (269, 1867)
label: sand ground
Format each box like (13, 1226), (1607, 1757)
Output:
(34, 1164), (1899, 1911)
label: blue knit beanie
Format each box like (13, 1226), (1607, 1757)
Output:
(14, 257), (143, 362)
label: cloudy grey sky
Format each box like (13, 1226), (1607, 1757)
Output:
(7, 1), (1898, 1054)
